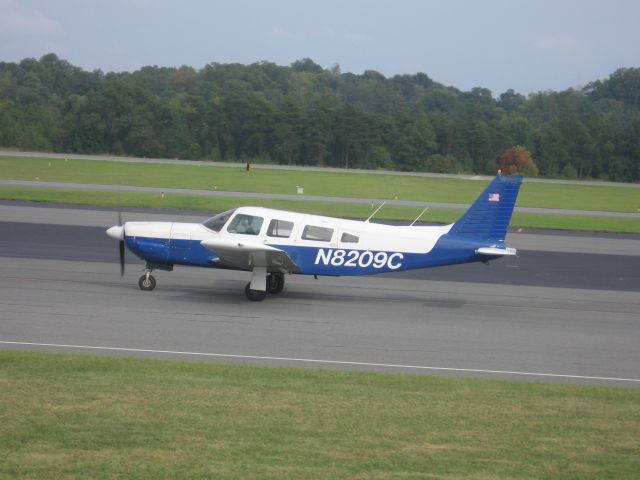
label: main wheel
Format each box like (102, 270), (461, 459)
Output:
(245, 283), (267, 301)
(266, 273), (285, 294)
(138, 274), (156, 291)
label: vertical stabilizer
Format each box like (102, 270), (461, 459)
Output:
(449, 176), (522, 242)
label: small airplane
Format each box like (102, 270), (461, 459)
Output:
(106, 175), (522, 301)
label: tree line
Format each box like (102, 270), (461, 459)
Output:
(0, 54), (639, 182)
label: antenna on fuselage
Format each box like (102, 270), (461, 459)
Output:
(365, 201), (386, 223)
(409, 207), (429, 226)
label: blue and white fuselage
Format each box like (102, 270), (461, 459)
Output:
(106, 175), (522, 300)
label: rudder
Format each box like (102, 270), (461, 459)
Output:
(449, 175), (522, 242)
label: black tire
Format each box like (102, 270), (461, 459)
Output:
(138, 274), (156, 291)
(245, 282), (267, 301)
(266, 273), (285, 294)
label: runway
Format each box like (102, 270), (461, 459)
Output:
(1, 202), (639, 386)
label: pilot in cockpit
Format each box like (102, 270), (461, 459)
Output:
(238, 217), (255, 235)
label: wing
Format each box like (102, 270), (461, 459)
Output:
(200, 238), (301, 273)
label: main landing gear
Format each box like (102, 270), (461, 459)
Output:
(245, 283), (267, 301)
(266, 272), (285, 294)
(245, 272), (284, 301)
(138, 269), (156, 291)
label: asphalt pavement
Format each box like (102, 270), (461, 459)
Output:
(1, 202), (639, 386)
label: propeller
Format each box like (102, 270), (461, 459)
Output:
(106, 211), (126, 276)
(118, 210), (125, 276)
(119, 241), (125, 276)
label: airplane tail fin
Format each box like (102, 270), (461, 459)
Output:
(449, 175), (522, 242)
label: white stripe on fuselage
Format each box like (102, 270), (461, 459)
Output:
(123, 207), (452, 255)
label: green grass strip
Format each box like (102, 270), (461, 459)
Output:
(2, 156), (639, 213)
(0, 350), (639, 479)
(2, 186), (640, 233)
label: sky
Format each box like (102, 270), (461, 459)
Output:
(1, 0), (639, 96)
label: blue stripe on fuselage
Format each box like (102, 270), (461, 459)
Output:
(124, 233), (493, 275)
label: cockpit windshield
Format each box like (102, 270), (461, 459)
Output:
(202, 209), (236, 232)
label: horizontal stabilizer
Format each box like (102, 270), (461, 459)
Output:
(475, 247), (517, 257)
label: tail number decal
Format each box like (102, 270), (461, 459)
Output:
(315, 249), (403, 270)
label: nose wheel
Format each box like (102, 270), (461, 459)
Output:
(138, 271), (156, 291)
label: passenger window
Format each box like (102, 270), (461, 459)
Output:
(302, 225), (334, 242)
(227, 214), (264, 235)
(267, 219), (294, 238)
(341, 232), (359, 243)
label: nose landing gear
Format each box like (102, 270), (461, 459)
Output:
(138, 269), (156, 291)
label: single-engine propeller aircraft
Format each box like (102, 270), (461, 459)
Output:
(106, 175), (522, 301)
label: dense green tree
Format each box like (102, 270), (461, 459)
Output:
(0, 54), (638, 181)
(291, 58), (324, 74)
(498, 89), (526, 112)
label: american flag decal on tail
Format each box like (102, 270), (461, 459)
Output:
(488, 193), (500, 202)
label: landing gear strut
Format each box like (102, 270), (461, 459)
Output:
(138, 269), (156, 291)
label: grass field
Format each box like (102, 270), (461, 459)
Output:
(1, 351), (639, 479)
(2, 186), (640, 233)
(1, 156), (639, 213)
